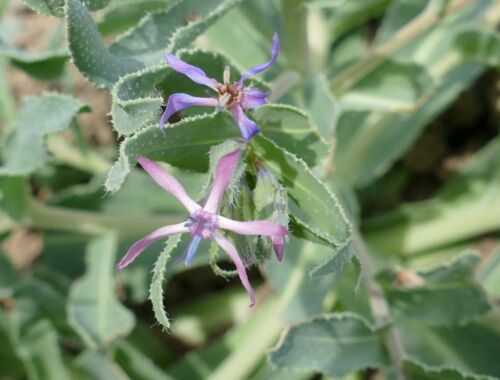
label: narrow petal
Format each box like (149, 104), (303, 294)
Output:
(272, 236), (285, 261)
(238, 33), (280, 85)
(213, 232), (255, 306)
(164, 53), (219, 91)
(116, 222), (188, 270)
(184, 234), (202, 266)
(230, 105), (260, 141)
(218, 216), (288, 237)
(160, 93), (218, 131)
(240, 88), (268, 109)
(137, 155), (200, 213)
(203, 149), (241, 213)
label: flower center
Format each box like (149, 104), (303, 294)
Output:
(185, 209), (217, 239)
(218, 83), (241, 108)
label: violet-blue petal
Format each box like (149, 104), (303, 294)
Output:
(238, 33), (280, 85)
(184, 234), (202, 266)
(230, 105), (260, 141)
(218, 216), (288, 237)
(116, 222), (188, 270)
(240, 88), (268, 109)
(137, 155), (200, 213)
(160, 93), (218, 131)
(164, 53), (220, 91)
(203, 149), (241, 213)
(213, 232), (255, 306)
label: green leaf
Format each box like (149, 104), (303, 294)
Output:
(404, 359), (497, 380)
(17, 319), (71, 380)
(108, 0), (246, 65)
(337, 60), (434, 111)
(115, 340), (176, 380)
(0, 93), (88, 176)
(382, 253), (490, 326)
(97, 1), (170, 36)
(455, 29), (500, 68)
(309, 240), (356, 279)
(104, 113), (240, 193)
(68, 232), (135, 349)
(24, 0), (111, 16)
(479, 245), (500, 299)
(0, 176), (29, 221)
(268, 313), (388, 377)
(149, 234), (182, 331)
(250, 135), (351, 248)
(0, 252), (19, 299)
(77, 350), (130, 380)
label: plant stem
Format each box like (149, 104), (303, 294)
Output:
(27, 199), (180, 238)
(353, 229), (408, 380)
(330, 0), (475, 96)
(280, 0), (311, 73)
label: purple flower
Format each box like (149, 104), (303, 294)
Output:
(116, 149), (288, 306)
(160, 33), (280, 141)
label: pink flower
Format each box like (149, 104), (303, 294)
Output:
(116, 149), (288, 306)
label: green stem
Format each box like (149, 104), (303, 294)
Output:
(330, 0), (475, 96)
(280, 0), (311, 73)
(27, 199), (180, 238)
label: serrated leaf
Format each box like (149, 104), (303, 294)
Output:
(250, 135), (351, 248)
(104, 113), (240, 193)
(0, 93), (88, 176)
(68, 232), (135, 349)
(309, 240), (355, 279)
(455, 29), (500, 68)
(381, 252), (490, 326)
(268, 313), (389, 377)
(404, 359), (497, 380)
(24, 0), (111, 16)
(479, 245), (500, 299)
(109, 0), (245, 65)
(149, 234), (182, 331)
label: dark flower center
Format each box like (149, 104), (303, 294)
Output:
(218, 83), (241, 108)
(186, 209), (217, 239)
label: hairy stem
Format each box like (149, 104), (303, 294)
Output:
(353, 229), (408, 380)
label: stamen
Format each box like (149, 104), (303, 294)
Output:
(218, 92), (232, 108)
(223, 65), (230, 85)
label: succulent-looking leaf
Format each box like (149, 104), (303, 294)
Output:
(0, 93), (88, 176)
(149, 234), (182, 331)
(381, 252), (490, 326)
(269, 313), (389, 377)
(24, 0), (111, 17)
(68, 232), (135, 349)
(250, 135), (351, 248)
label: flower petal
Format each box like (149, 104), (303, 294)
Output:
(238, 33), (280, 85)
(203, 149), (241, 213)
(164, 53), (220, 91)
(272, 235), (285, 261)
(240, 88), (268, 109)
(213, 232), (255, 306)
(218, 216), (288, 237)
(230, 105), (260, 141)
(116, 222), (188, 270)
(159, 93), (218, 131)
(137, 155), (200, 213)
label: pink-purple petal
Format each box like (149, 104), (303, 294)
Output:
(230, 105), (260, 141)
(238, 33), (280, 85)
(272, 236), (285, 261)
(240, 88), (268, 109)
(217, 216), (288, 237)
(213, 232), (255, 306)
(203, 149), (241, 213)
(160, 93), (218, 130)
(137, 155), (200, 213)
(116, 222), (188, 270)
(165, 53), (220, 91)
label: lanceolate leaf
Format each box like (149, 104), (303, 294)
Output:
(68, 232), (135, 349)
(269, 313), (389, 377)
(250, 135), (351, 248)
(0, 93), (88, 176)
(149, 234), (182, 331)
